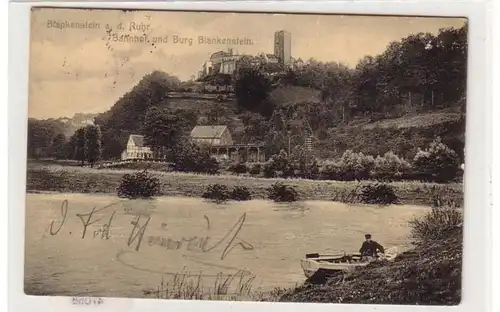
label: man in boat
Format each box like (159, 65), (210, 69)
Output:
(359, 234), (385, 261)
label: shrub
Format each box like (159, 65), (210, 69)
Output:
(291, 146), (318, 179)
(197, 154), (220, 174)
(320, 160), (343, 180)
(267, 182), (299, 202)
(412, 138), (461, 183)
(229, 162), (248, 174)
(201, 184), (231, 202)
(173, 142), (220, 174)
(231, 186), (252, 201)
(117, 170), (161, 199)
(371, 152), (411, 181)
(249, 164), (262, 175)
(262, 162), (277, 178)
(337, 150), (375, 181)
(409, 207), (463, 242)
(307, 159), (321, 180)
(359, 183), (400, 205)
(264, 150), (290, 178)
(281, 163), (296, 179)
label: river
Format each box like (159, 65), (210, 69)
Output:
(24, 193), (430, 299)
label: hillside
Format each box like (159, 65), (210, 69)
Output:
(269, 85), (321, 104)
(94, 78), (464, 161)
(278, 226), (462, 305)
(316, 111), (465, 162)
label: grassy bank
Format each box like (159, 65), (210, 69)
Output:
(275, 225), (462, 305)
(26, 165), (463, 206)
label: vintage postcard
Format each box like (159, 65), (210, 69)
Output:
(25, 7), (466, 305)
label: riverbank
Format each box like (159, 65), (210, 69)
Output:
(26, 165), (463, 206)
(275, 225), (462, 305)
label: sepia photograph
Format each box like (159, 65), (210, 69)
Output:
(25, 7), (466, 305)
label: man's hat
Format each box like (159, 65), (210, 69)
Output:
(365, 234), (372, 239)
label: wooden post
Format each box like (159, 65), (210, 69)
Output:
(257, 147), (260, 163)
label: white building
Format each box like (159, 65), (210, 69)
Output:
(121, 134), (154, 160)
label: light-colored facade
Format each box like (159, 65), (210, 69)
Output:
(121, 134), (154, 160)
(258, 52), (280, 64)
(274, 30), (292, 67)
(198, 49), (245, 78)
(202, 61), (213, 77)
(198, 30), (294, 79)
(191, 125), (233, 146)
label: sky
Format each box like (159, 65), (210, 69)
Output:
(28, 8), (466, 119)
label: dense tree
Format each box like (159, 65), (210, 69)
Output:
(141, 106), (197, 159)
(84, 125), (102, 167)
(50, 133), (68, 159)
(27, 119), (67, 159)
(234, 67), (274, 117)
(73, 128), (86, 165)
(95, 71), (181, 159)
(280, 23), (467, 121)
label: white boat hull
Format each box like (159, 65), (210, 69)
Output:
(300, 258), (368, 278)
(301, 248), (398, 279)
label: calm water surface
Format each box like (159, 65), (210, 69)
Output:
(24, 193), (430, 298)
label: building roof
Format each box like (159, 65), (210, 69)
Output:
(210, 51), (229, 60)
(129, 134), (145, 147)
(190, 125), (228, 138)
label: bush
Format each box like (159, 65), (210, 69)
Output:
(197, 154), (220, 174)
(267, 182), (299, 202)
(173, 141), (220, 174)
(290, 146), (318, 179)
(117, 170), (161, 199)
(359, 183), (400, 205)
(229, 162), (248, 174)
(320, 160), (343, 180)
(409, 207), (463, 242)
(281, 163), (297, 179)
(306, 159), (321, 180)
(371, 152), (411, 181)
(262, 162), (277, 178)
(249, 164), (262, 175)
(264, 150), (290, 178)
(201, 184), (231, 202)
(338, 150), (375, 181)
(231, 186), (252, 201)
(320, 151), (375, 181)
(412, 138), (461, 183)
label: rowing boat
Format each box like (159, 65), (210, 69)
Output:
(301, 247), (398, 282)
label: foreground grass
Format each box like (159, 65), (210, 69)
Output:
(26, 164), (463, 206)
(142, 269), (256, 301)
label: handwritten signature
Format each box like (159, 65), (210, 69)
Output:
(46, 200), (254, 260)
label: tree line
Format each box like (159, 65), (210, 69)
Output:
(28, 122), (103, 167)
(234, 23), (467, 119)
